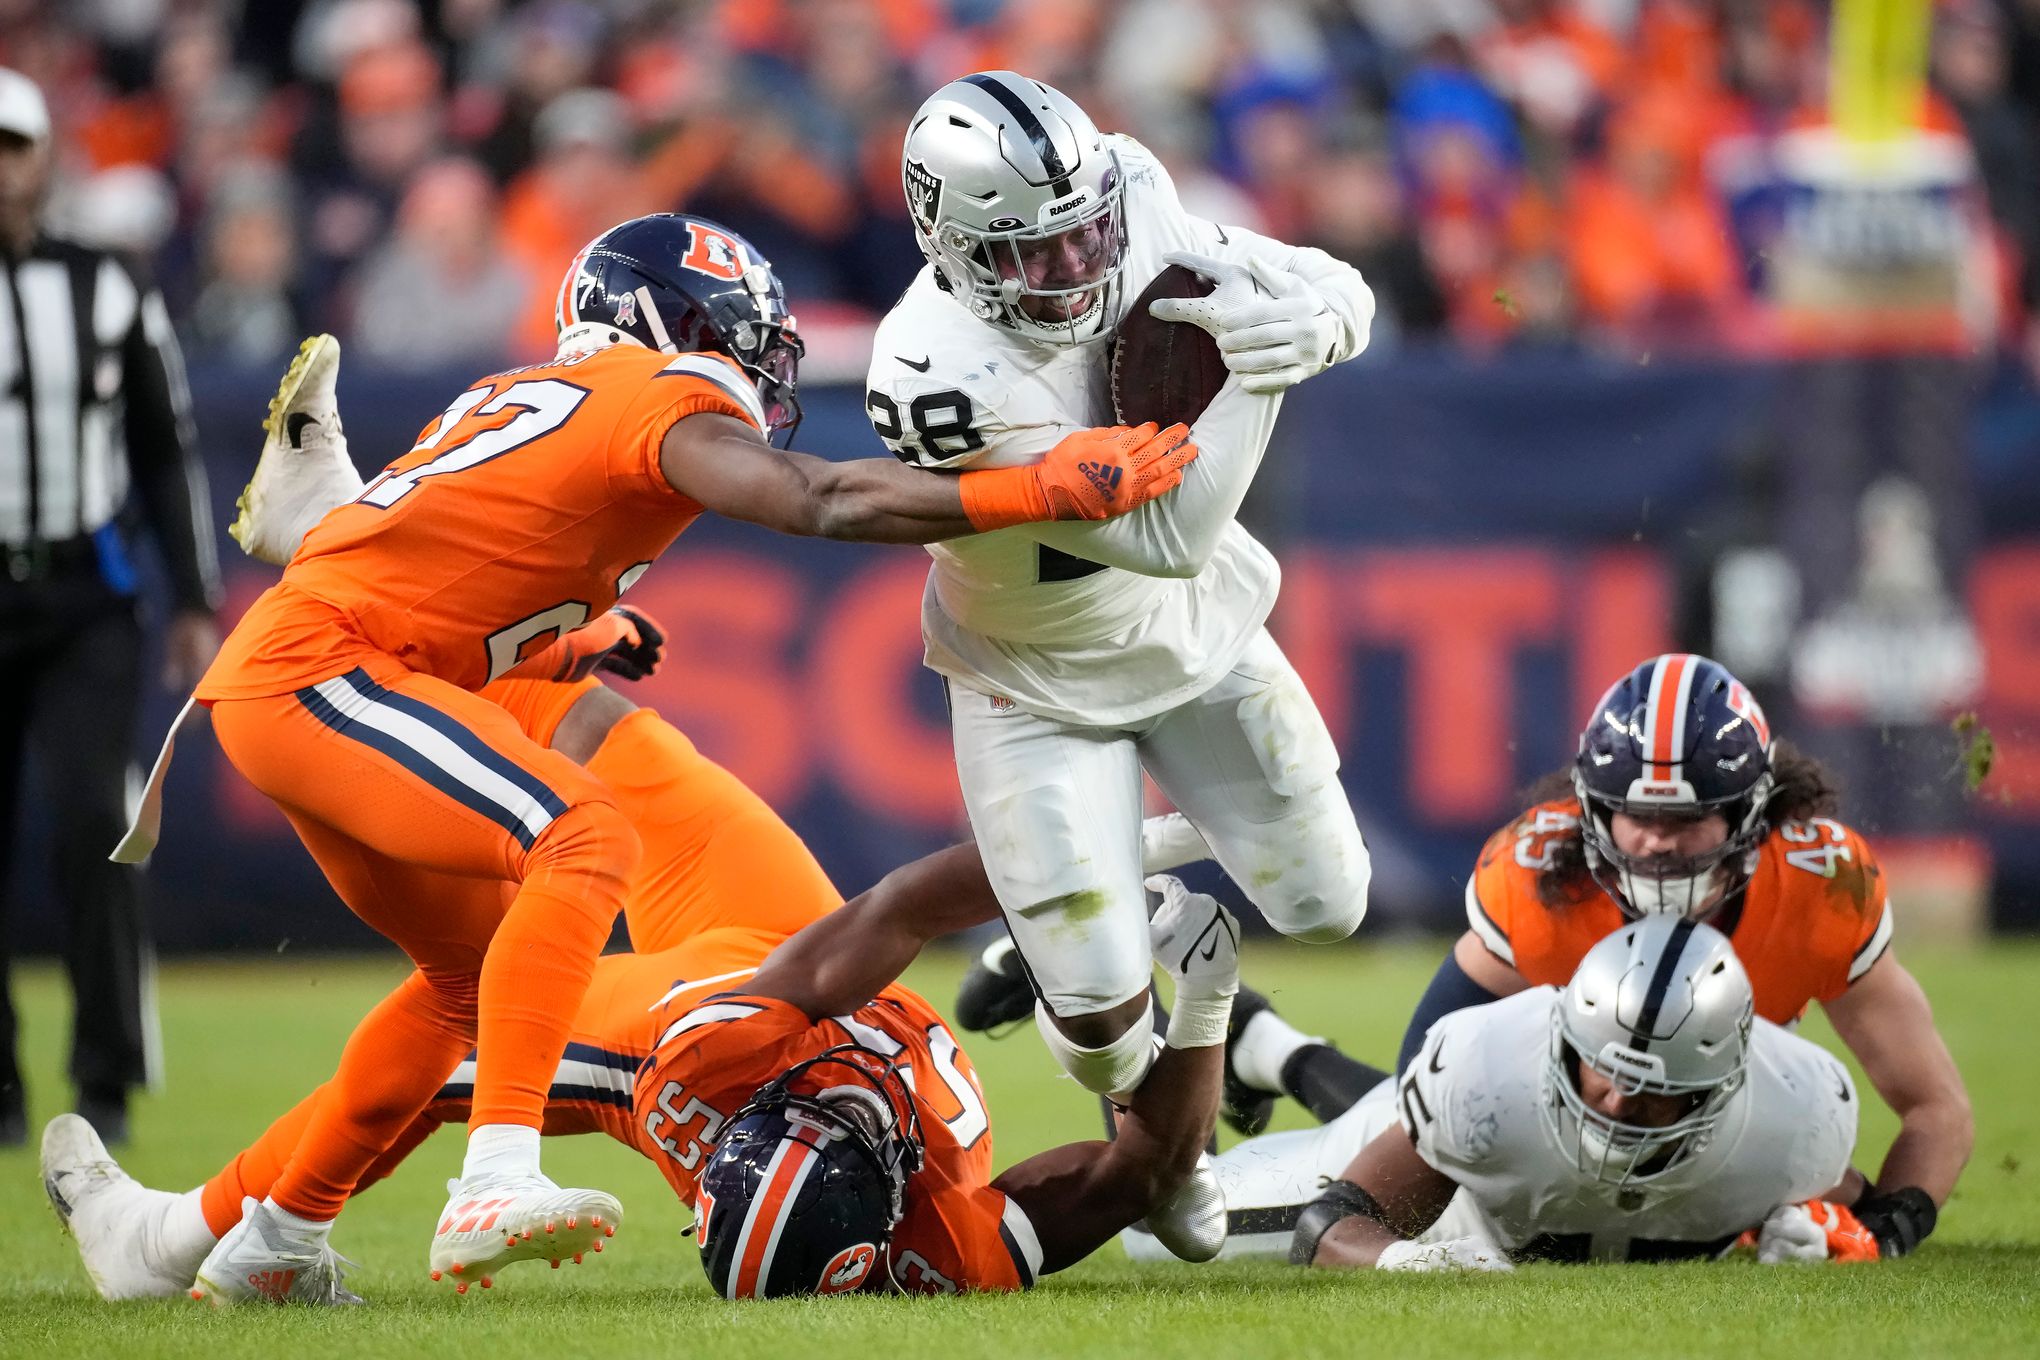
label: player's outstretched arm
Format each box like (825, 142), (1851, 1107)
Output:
(746, 842), (1003, 1020)
(660, 412), (1194, 543)
(747, 817), (1216, 1022)
(988, 879), (1235, 1274)
(1295, 1126), (1469, 1270)
(1822, 950), (1973, 1222)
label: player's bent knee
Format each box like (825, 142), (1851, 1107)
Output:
(529, 796), (641, 886)
(1255, 837), (1371, 944)
(1034, 1001), (1162, 1100)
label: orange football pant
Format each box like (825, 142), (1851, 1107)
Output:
(208, 665), (638, 1220)
(199, 695), (837, 1235)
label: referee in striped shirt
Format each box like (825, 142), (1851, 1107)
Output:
(0, 70), (220, 1146)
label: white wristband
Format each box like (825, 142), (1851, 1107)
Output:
(1165, 992), (1232, 1050)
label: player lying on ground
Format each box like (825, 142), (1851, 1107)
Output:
(47, 679), (1233, 1301)
(1210, 653), (1967, 1262)
(148, 212), (1198, 1294)
(1126, 915), (1862, 1269)
(867, 72), (1375, 1163)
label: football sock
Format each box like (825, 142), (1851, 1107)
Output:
(1279, 1045), (1391, 1125)
(1231, 1006), (1325, 1093)
(468, 799), (635, 1130)
(268, 970), (479, 1221)
(461, 1124), (541, 1183)
(261, 1196), (334, 1244)
(162, 1188), (218, 1266)
(201, 1089), (321, 1238)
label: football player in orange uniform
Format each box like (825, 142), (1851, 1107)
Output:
(1216, 654), (1971, 1263)
(46, 679), (1233, 1301)
(162, 212), (1197, 1299)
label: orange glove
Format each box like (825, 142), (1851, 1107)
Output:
(1755, 1199), (1881, 1263)
(504, 606), (666, 683)
(958, 422), (1196, 531)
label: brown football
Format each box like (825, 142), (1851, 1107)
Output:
(1110, 263), (1227, 427)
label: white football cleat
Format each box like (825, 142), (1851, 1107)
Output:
(189, 1196), (362, 1307)
(429, 1175), (622, 1293)
(41, 1113), (192, 1300)
(230, 333), (363, 565)
(1139, 1152), (1227, 1263)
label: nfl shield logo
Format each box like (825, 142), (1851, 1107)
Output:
(613, 290), (638, 326)
(904, 158), (943, 229)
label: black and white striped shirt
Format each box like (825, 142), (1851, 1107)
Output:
(0, 232), (219, 609)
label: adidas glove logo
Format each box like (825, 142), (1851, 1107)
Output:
(1078, 461), (1123, 497)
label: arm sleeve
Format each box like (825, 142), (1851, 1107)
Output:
(121, 281), (221, 611)
(1396, 950), (1505, 1077)
(1022, 373), (1280, 577)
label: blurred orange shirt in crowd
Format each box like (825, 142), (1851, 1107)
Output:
(1567, 92), (1742, 337)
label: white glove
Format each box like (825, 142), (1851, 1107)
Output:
(1146, 873), (1238, 1048)
(1756, 1203), (1840, 1264)
(1148, 252), (1340, 395)
(1139, 812), (1213, 873)
(1376, 1236), (1515, 1273)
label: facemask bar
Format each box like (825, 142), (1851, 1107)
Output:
(934, 188), (1128, 345)
(1540, 1028), (1745, 1187)
(1573, 771), (1773, 921)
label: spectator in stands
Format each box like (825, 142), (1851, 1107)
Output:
(499, 86), (647, 358)
(349, 155), (527, 367)
(186, 166), (300, 363)
(1567, 91), (1743, 347)
(1299, 120), (1447, 346)
(1933, 1), (2040, 362)
(299, 38), (446, 329)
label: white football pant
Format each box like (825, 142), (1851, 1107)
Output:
(950, 628), (1370, 1021)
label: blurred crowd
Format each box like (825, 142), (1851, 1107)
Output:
(12, 0), (2040, 371)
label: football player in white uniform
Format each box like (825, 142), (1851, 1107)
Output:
(1126, 917), (1862, 1269)
(864, 72), (1376, 1120)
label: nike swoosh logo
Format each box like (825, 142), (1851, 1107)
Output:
(1428, 1041), (1446, 1075)
(286, 412), (316, 449)
(898, 355), (932, 372)
(1214, 225), (1230, 245)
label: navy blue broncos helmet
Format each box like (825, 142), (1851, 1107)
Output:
(555, 213), (804, 443)
(1572, 653), (1776, 920)
(695, 1046), (924, 1299)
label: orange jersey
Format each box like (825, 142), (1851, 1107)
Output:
(631, 972), (1035, 1295)
(199, 344), (765, 701)
(430, 924), (1035, 1295)
(1466, 799), (1892, 1024)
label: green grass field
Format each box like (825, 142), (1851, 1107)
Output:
(2, 941), (2035, 1359)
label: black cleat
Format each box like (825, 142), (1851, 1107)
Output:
(953, 935), (1036, 1035)
(1221, 984), (1278, 1137)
